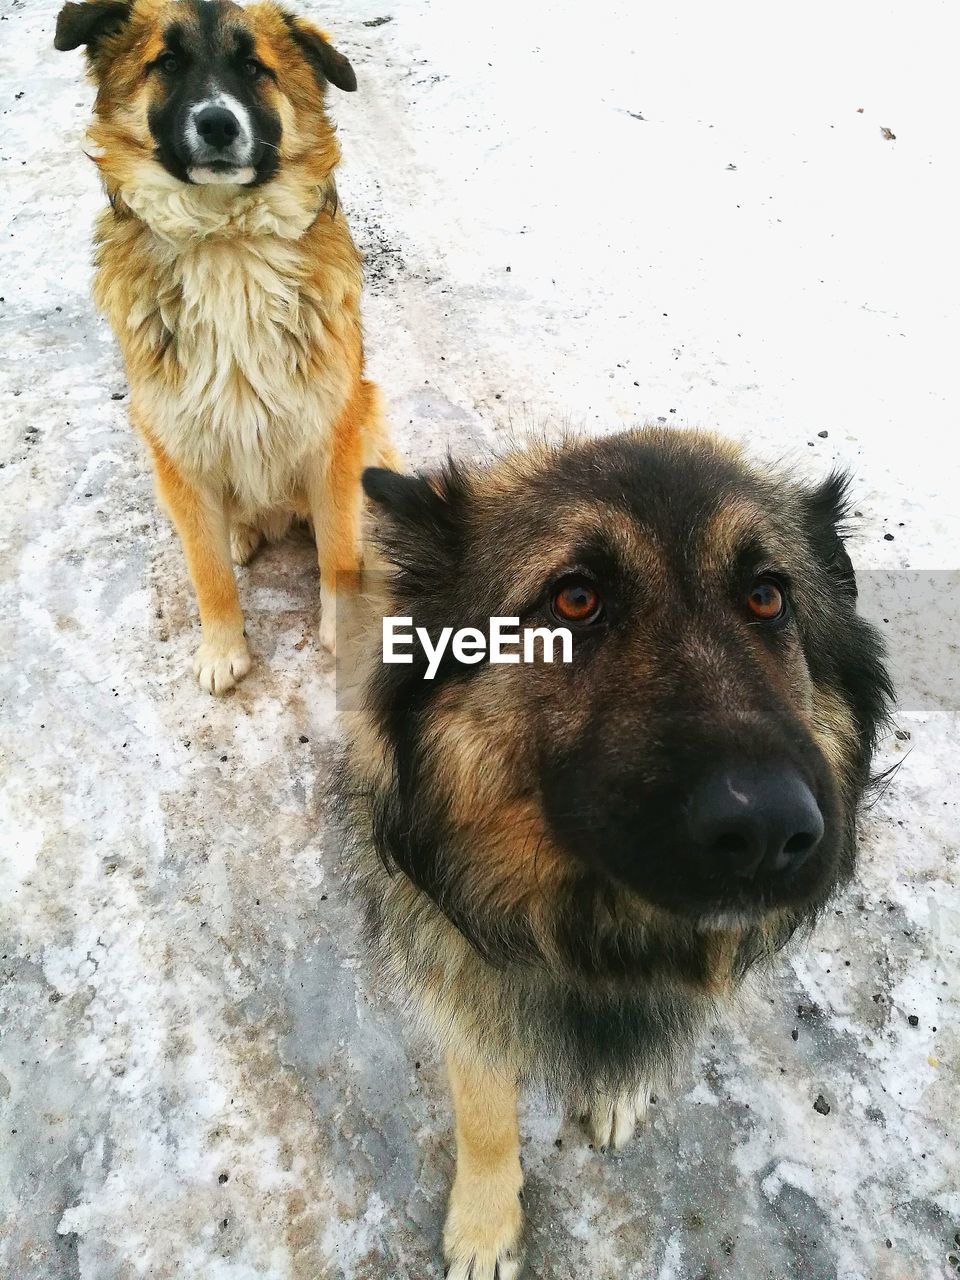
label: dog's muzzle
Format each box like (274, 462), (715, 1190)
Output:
(184, 94), (257, 185)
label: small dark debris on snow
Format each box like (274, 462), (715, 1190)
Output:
(111, 391), (126, 400)
(813, 1094), (831, 1115)
(817, 429), (829, 438)
(298, 734), (309, 744)
(857, 107), (864, 113)
(791, 1027), (799, 1041)
(881, 126), (896, 140)
(894, 729), (911, 741)
(362, 15), (393, 26)
(726, 163), (737, 171)
(627, 110), (645, 121)
(907, 1014), (919, 1027)
(883, 532), (895, 541)
(218, 1172), (229, 1183)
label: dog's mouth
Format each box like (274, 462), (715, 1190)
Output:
(612, 838), (842, 925)
(550, 811), (843, 925)
(186, 162), (258, 186)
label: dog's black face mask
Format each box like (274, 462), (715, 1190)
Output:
(363, 430), (893, 929)
(145, 2), (285, 188)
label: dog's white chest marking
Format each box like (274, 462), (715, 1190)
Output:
(120, 229), (353, 513)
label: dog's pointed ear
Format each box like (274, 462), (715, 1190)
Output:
(54, 0), (132, 54)
(284, 15), (357, 92)
(362, 465), (468, 579)
(363, 468), (450, 527)
(800, 469), (894, 763)
(803, 469), (857, 597)
(805, 469), (851, 529)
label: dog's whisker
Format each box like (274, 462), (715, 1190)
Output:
(864, 748), (911, 811)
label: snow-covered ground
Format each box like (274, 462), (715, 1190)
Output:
(1, 1), (958, 1276)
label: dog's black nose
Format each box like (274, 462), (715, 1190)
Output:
(195, 105), (240, 151)
(688, 767), (824, 880)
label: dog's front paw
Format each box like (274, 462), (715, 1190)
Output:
(584, 1082), (650, 1152)
(193, 636), (252, 695)
(443, 1170), (524, 1280)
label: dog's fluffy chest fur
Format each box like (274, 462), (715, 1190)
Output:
(94, 193), (363, 514)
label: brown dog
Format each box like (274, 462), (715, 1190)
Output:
(340, 428), (893, 1276)
(56, 0), (397, 691)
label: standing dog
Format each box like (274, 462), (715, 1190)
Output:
(339, 427), (892, 1278)
(56, 0), (396, 692)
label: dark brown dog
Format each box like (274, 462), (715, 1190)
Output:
(339, 427), (892, 1278)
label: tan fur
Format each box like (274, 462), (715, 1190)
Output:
(809, 681), (861, 799)
(147, 431), (250, 692)
(65, 0), (396, 690)
(444, 1052), (524, 1280)
(699, 498), (766, 576)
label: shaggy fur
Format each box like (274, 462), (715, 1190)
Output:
(338, 427), (893, 1277)
(56, 0), (397, 692)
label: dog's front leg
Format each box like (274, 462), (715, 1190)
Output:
(148, 441), (251, 694)
(306, 385), (373, 655)
(443, 1050), (524, 1280)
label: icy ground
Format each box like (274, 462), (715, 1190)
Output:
(1, 1), (958, 1277)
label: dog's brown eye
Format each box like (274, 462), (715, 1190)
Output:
(244, 59), (263, 79)
(158, 53), (179, 74)
(552, 579), (603, 625)
(746, 577), (786, 621)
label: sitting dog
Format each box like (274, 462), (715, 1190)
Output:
(339, 427), (892, 1278)
(56, 0), (397, 692)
